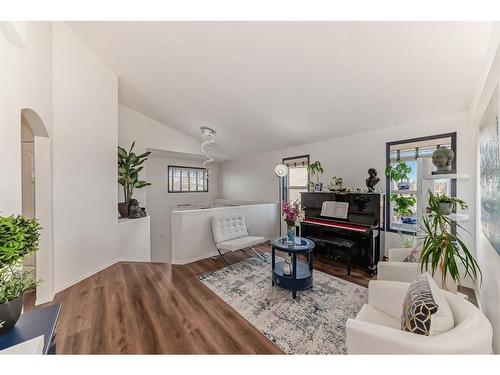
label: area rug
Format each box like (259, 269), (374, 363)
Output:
(199, 253), (367, 354)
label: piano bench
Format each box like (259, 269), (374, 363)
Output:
(306, 236), (356, 276)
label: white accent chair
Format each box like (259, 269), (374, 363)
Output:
(211, 213), (266, 264)
(346, 280), (493, 354)
(377, 247), (457, 292)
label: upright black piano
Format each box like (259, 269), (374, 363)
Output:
(300, 192), (383, 276)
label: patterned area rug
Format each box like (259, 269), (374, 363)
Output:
(199, 253), (367, 354)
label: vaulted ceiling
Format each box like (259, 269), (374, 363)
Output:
(69, 21), (492, 158)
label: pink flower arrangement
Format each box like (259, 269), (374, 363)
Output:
(282, 200), (304, 227)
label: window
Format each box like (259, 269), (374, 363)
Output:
(282, 155), (309, 204)
(168, 165), (208, 193)
(385, 132), (456, 233)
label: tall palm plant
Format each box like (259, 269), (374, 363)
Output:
(118, 142), (151, 202)
(420, 190), (480, 289)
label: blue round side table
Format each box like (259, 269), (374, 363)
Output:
(271, 236), (315, 299)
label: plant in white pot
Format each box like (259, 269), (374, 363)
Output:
(0, 215), (40, 333)
(117, 142), (152, 218)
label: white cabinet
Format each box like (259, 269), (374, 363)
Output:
(118, 216), (151, 262)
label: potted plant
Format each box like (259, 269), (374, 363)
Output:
(308, 161), (324, 192)
(398, 230), (417, 249)
(420, 191), (480, 289)
(118, 142), (152, 218)
(385, 160), (412, 190)
(390, 194), (416, 223)
(432, 193), (468, 215)
(0, 215), (40, 333)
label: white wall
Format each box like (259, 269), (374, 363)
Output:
(171, 203), (277, 264)
(147, 155), (218, 262)
(0, 22), (54, 304)
(118, 104), (202, 207)
(471, 22), (500, 354)
(219, 112), (476, 255)
(52, 22), (119, 291)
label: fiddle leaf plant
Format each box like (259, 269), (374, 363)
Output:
(118, 141), (152, 202)
(420, 190), (480, 289)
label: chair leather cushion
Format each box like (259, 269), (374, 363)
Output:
(211, 213), (249, 243)
(356, 304), (400, 330)
(216, 236), (266, 252)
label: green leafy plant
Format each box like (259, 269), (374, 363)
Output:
(390, 194), (416, 216)
(0, 266), (37, 304)
(118, 142), (152, 202)
(385, 160), (412, 183)
(0, 215), (41, 267)
(433, 193), (468, 209)
(307, 161), (324, 184)
(0, 214), (41, 305)
(420, 190), (480, 288)
(398, 230), (417, 248)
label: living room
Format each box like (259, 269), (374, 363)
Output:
(1, 0), (499, 372)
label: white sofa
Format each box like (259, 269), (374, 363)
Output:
(346, 280), (493, 354)
(377, 247), (457, 292)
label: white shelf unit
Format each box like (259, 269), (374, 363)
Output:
(416, 157), (469, 235)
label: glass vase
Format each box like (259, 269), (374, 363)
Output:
(287, 225), (296, 244)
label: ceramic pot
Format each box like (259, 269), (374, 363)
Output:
(0, 295), (24, 333)
(118, 202), (129, 218)
(439, 202), (452, 215)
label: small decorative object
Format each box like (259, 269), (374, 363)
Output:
(128, 199), (147, 219)
(385, 160), (412, 190)
(365, 168), (380, 192)
(282, 256), (292, 276)
(0, 215), (40, 332)
(432, 146), (454, 174)
(421, 190), (479, 289)
(307, 161), (324, 192)
(282, 200), (304, 244)
(327, 176), (346, 192)
(118, 141), (152, 218)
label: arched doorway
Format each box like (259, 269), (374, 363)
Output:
(20, 108), (53, 305)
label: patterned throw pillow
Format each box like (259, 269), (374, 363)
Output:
(403, 247), (421, 263)
(401, 273), (439, 336)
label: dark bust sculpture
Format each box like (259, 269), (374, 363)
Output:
(366, 168), (380, 192)
(128, 199), (147, 219)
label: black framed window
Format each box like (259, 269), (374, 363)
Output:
(385, 132), (457, 233)
(168, 165), (208, 193)
(282, 155), (310, 204)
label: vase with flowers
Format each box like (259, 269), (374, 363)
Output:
(282, 200), (304, 244)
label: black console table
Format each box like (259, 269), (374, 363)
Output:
(0, 304), (61, 354)
(271, 237), (315, 299)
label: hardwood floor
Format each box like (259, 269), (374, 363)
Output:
(24, 244), (475, 354)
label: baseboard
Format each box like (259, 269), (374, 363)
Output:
(171, 252), (220, 265)
(35, 293), (55, 306)
(54, 258), (121, 294)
